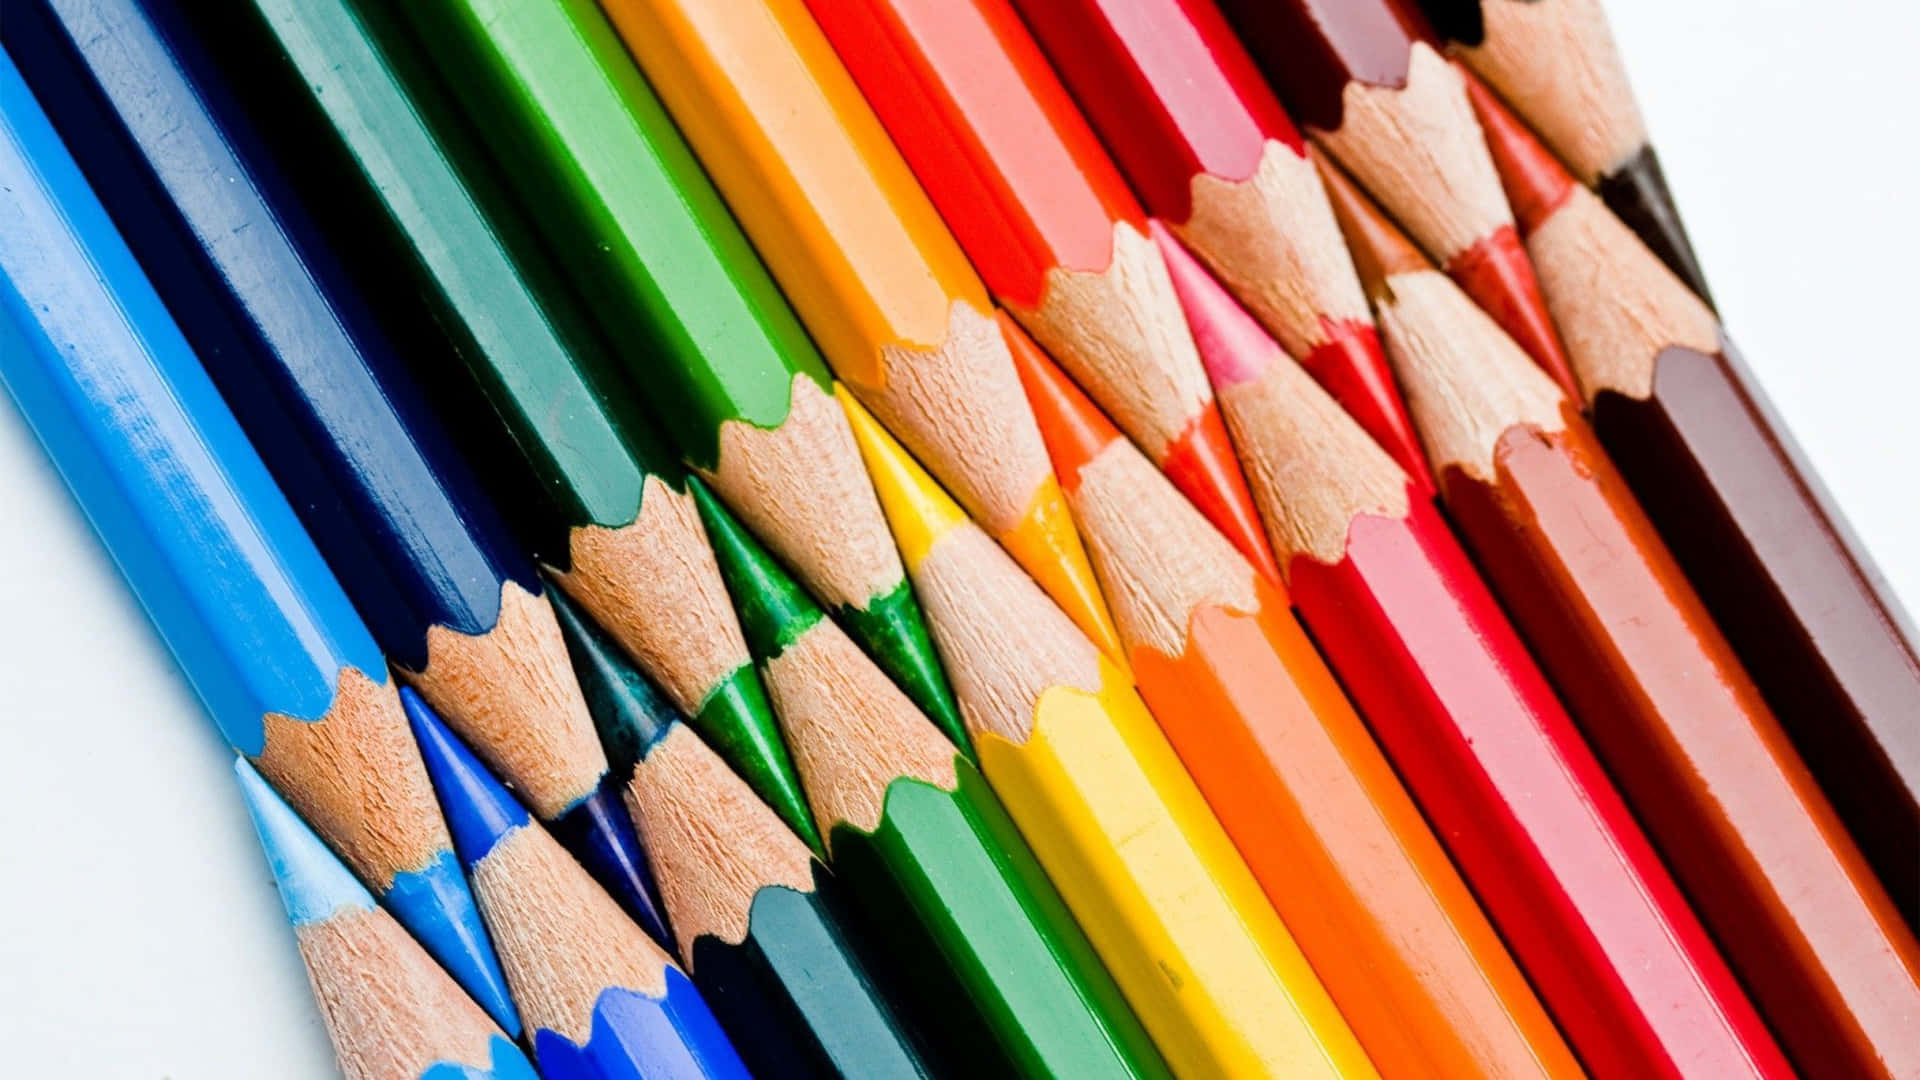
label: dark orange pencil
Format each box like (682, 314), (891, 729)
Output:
(1004, 313), (1580, 1080)
(1215, 0), (1578, 398)
(1324, 146), (1920, 1080)
(807, 0), (1281, 582)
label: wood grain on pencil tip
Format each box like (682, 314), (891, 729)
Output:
(1015, 0), (1432, 493)
(1009, 318), (1582, 1079)
(808, 0), (1280, 582)
(1215, 0), (1578, 397)
(1449, 79), (1920, 1080)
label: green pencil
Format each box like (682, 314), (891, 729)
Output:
(242, 0), (816, 849)
(391, 0), (963, 748)
(691, 478), (1170, 1078)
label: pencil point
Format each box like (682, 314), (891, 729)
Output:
(551, 785), (673, 946)
(839, 388), (970, 573)
(1006, 316), (1124, 491)
(1458, 70), (1576, 236)
(690, 476), (823, 660)
(550, 586), (680, 778)
(236, 759), (373, 924)
(1311, 155), (1430, 300)
(404, 687), (531, 869)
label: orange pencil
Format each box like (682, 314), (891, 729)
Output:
(598, 0), (1123, 661)
(1005, 315), (1579, 1080)
(808, 0), (1281, 582)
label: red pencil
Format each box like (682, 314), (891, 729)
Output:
(1215, 0), (1577, 398)
(807, 0), (1281, 583)
(1158, 215), (1799, 1080)
(1014, 0), (1432, 494)
(1436, 79), (1920, 1079)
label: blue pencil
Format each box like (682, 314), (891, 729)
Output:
(3, 0), (666, 940)
(0, 49), (513, 1032)
(405, 688), (753, 1080)
(235, 761), (538, 1080)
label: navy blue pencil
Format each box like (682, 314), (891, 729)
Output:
(3, 0), (665, 940)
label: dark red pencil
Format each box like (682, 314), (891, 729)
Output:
(1014, 0), (1433, 493)
(1215, 0), (1578, 398)
(1157, 215), (1794, 1080)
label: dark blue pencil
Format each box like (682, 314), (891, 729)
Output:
(0, 48), (513, 1031)
(4, 0), (665, 940)
(406, 688), (754, 1080)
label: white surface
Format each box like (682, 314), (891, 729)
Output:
(2, 2), (1916, 1076)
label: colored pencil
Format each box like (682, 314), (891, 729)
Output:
(0, 52), (514, 1033)
(691, 479), (1168, 1078)
(1453, 83), (1920, 1077)
(1158, 201), (1796, 1079)
(1215, 0), (1579, 398)
(809, 0), (1282, 583)
(549, 588), (941, 1078)
(599, 0), (1123, 666)
(11, 0), (665, 940)
(234, 762), (538, 1080)
(1468, 70), (1920, 930)
(232, 0), (817, 853)
(406, 690), (753, 1080)
(1014, 0), (1432, 494)
(842, 394), (1376, 1077)
(395, 0), (963, 748)
(1007, 317), (1581, 1078)
(1421, 0), (1713, 304)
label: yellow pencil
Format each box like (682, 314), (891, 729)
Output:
(841, 388), (1377, 1078)
(599, 0), (1122, 665)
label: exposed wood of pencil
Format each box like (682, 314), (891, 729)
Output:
(626, 724), (819, 964)
(300, 905), (506, 1080)
(553, 478), (751, 720)
(404, 580), (606, 821)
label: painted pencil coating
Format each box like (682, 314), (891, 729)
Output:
(693, 476), (1166, 1077)
(236, 762), (538, 1080)
(1011, 320), (1578, 1079)
(1421, 0), (1712, 303)
(1460, 80), (1920, 1078)
(1171, 183), (1795, 1078)
(1015, 0), (1431, 493)
(1215, 0), (1578, 398)
(600, 0), (1122, 665)
(396, 0), (961, 743)
(844, 392), (1376, 1078)
(0, 55), (514, 1034)
(237, 0), (816, 856)
(810, 0), (1281, 582)
(407, 691), (752, 1080)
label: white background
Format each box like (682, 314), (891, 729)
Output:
(2, 1), (1915, 1075)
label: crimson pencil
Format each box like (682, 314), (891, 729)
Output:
(1014, 0), (1432, 493)
(1215, 0), (1577, 398)
(1365, 95), (1920, 1079)
(1159, 216), (1798, 1080)
(808, 0), (1281, 582)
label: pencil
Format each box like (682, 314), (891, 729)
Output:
(548, 588), (941, 1078)
(1013, 0), (1432, 494)
(406, 690), (753, 1080)
(691, 479), (1169, 1078)
(1421, 0), (1713, 305)
(234, 762), (538, 1080)
(1215, 0), (1579, 398)
(235, 0), (818, 854)
(1453, 82), (1920, 1077)
(1159, 195), (1796, 1079)
(1467, 70), (1920, 930)
(598, 0), (1123, 665)
(396, 0), (963, 748)
(1007, 317), (1581, 1077)
(809, 0), (1282, 583)
(0, 52), (514, 1034)
(841, 394), (1375, 1077)
(14, 0), (666, 941)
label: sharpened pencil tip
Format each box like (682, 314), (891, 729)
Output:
(235, 759), (373, 925)
(404, 687), (531, 867)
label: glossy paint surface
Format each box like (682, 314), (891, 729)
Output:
(1448, 412), (1920, 1078)
(14, 0), (538, 671)
(0, 54), (514, 1031)
(830, 767), (1168, 1078)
